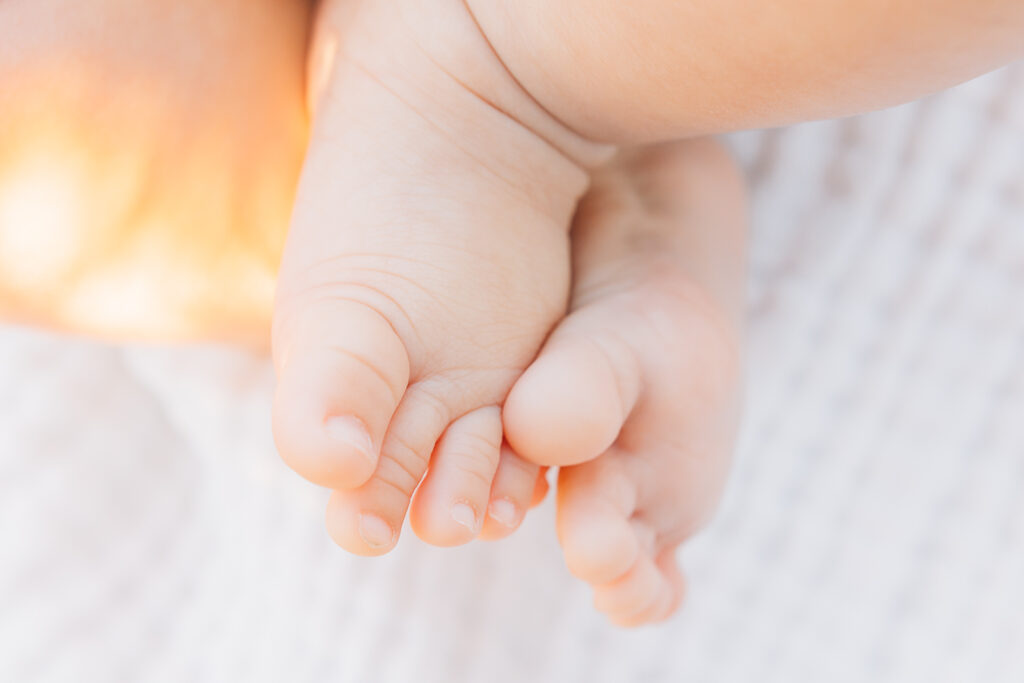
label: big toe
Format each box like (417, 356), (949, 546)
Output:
(272, 298), (410, 490)
(505, 139), (745, 470)
(504, 310), (641, 467)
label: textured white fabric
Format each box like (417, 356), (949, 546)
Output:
(2, 64), (1023, 683)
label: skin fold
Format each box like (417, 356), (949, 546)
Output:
(468, 0), (1024, 141)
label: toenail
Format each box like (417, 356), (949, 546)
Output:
(487, 498), (520, 528)
(451, 502), (479, 533)
(324, 415), (374, 463)
(357, 513), (394, 548)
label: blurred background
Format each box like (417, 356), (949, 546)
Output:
(1, 64), (1023, 683)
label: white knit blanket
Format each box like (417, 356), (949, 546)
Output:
(2, 64), (1023, 683)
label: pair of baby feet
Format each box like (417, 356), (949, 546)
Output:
(0, 0), (744, 626)
(271, 0), (746, 625)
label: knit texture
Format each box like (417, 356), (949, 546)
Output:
(1, 64), (1023, 682)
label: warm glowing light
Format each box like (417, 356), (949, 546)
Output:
(0, 158), (86, 290)
(0, 62), (292, 343)
(59, 226), (278, 341)
(60, 235), (189, 337)
(308, 31), (339, 114)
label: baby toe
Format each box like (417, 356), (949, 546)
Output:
(272, 299), (410, 490)
(325, 383), (452, 555)
(530, 467), (551, 507)
(479, 444), (540, 541)
(504, 319), (640, 467)
(411, 406), (503, 546)
(556, 457), (640, 584)
(649, 548), (687, 622)
(602, 552), (684, 626)
(593, 553), (672, 626)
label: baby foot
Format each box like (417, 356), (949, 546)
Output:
(271, 0), (611, 553)
(504, 140), (747, 626)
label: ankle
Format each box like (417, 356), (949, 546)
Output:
(311, 0), (615, 215)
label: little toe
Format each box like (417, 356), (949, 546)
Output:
(593, 553), (672, 625)
(410, 406), (503, 546)
(325, 383), (452, 555)
(531, 467), (551, 507)
(504, 319), (641, 467)
(608, 585), (677, 628)
(556, 456), (640, 584)
(479, 444), (540, 541)
(650, 548), (687, 622)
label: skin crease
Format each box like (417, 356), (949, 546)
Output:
(467, 0), (1024, 142)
